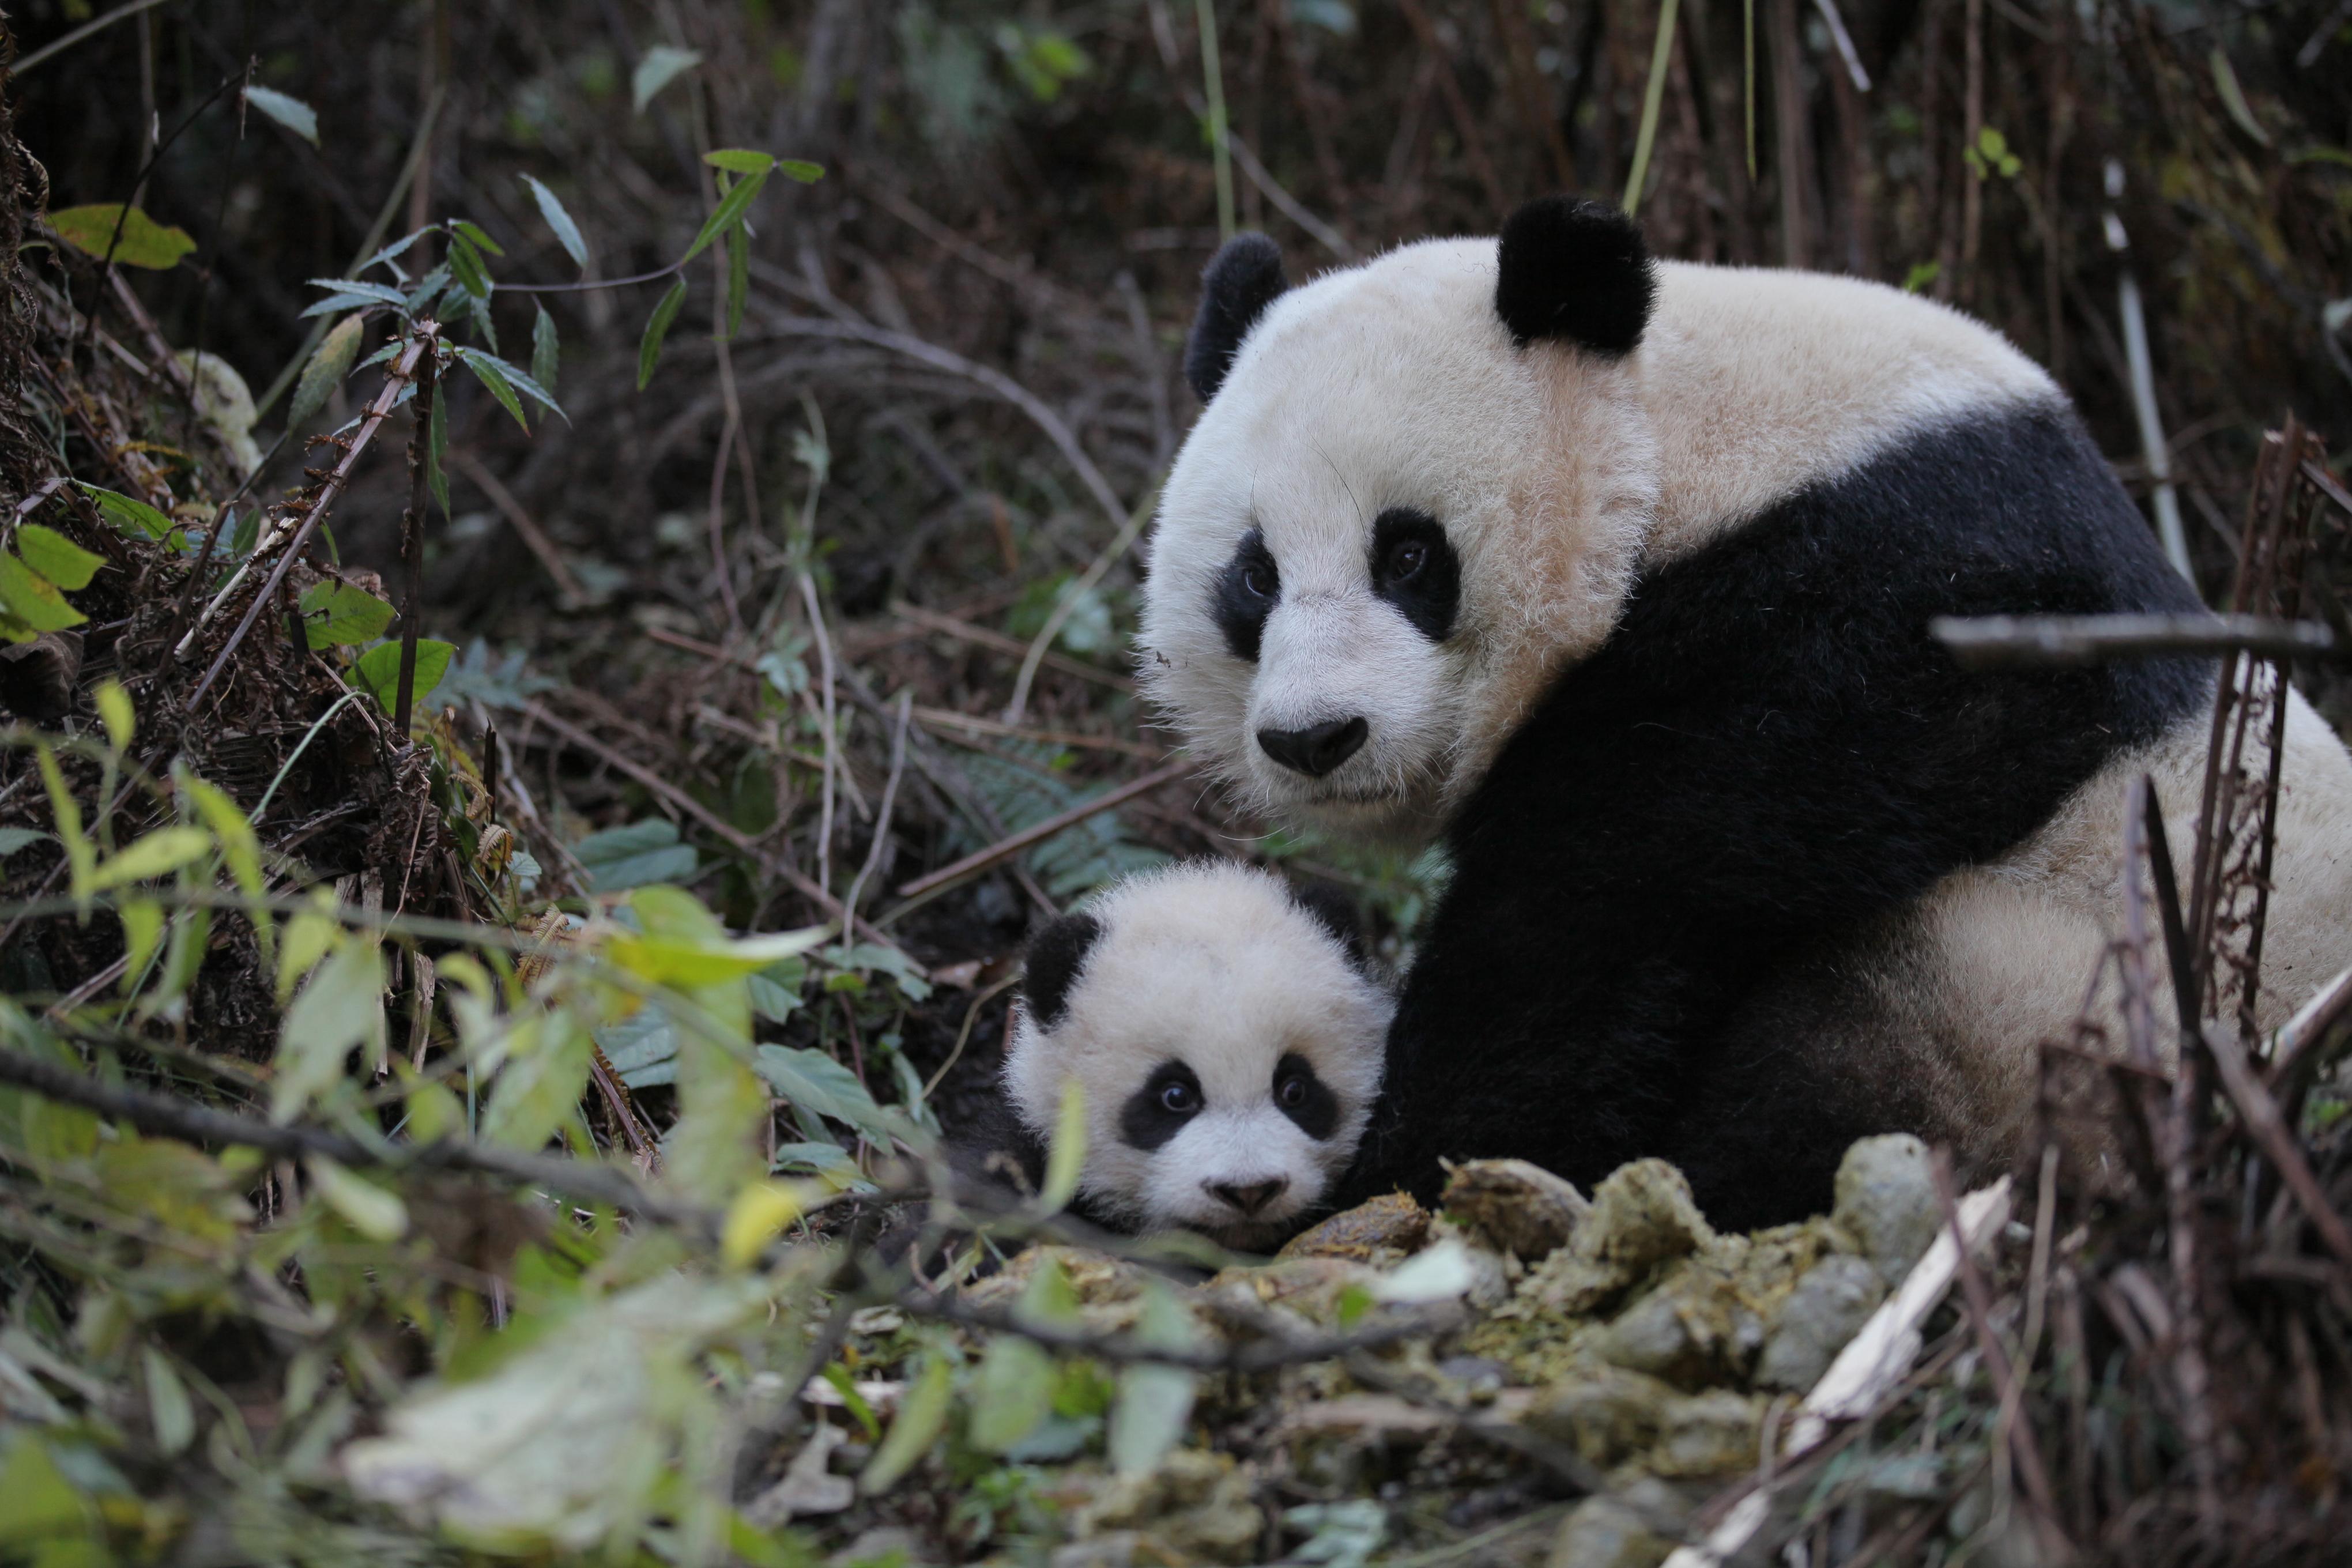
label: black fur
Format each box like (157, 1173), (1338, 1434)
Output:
(1289, 881), (1369, 968)
(1022, 913), (1102, 1031)
(1493, 196), (1656, 355)
(1370, 508), (1462, 643)
(1340, 402), (2210, 1230)
(1185, 233), (1289, 402)
(1120, 1061), (1204, 1151)
(1275, 1052), (1341, 1140)
(1212, 528), (1280, 662)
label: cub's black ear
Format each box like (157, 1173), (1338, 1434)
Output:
(1494, 195), (1654, 356)
(1022, 913), (1103, 1031)
(1185, 233), (1288, 402)
(1290, 881), (1369, 971)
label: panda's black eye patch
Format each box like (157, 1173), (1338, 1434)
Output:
(1211, 528), (1280, 663)
(1121, 1061), (1204, 1151)
(1370, 508), (1460, 644)
(1273, 1052), (1340, 1140)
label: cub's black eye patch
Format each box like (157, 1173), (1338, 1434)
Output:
(1211, 528), (1280, 662)
(1121, 1061), (1204, 1151)
(1273, 1051), (1340, 1141)
(1370, 508), (1460, 644)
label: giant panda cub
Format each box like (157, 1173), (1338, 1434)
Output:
(953, 860), (1392, 1250)
(1139, 195), (2352, 1229)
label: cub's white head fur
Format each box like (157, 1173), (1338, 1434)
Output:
(1139, 199), (2053, 846)
(1002, 861), (1391, 1250)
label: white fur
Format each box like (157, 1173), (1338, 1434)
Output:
(1001, 861), (1392, 1249)
(1139, 241), (2055, 845)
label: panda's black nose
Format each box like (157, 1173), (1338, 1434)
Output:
(1256, 717), (1367, 778)
(1209, 1177), (1290, 1216)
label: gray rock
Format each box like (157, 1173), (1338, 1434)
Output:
(1755, 1254), (1886, 1391)
(1832, 1134), (1940, 1286)
(1546, 1496), (1672, 1568)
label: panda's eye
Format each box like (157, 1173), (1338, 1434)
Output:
(1275, 1074), (1307, 1109)
(1241, 561), (1275, 598)
(1159, 1080), (1200, 1114)
(1385, 540), (1427, 582)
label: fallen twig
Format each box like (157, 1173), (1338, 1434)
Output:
(1932, 612), (2336, 668)
(889, 759), (1192, 906)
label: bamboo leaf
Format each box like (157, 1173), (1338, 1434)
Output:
(532, 303), (560, 394)
(76, 484), (171, 539)
(521, 174), (589, 269)
(861, 1354), (951, 1495)
(638, 277), (688, 390)
(289, 313), (367, 428)
(450, 218), (506, 257)
(702, 148), (776, 175)
(725, 221), (748, 339)
(243, 85), (320, 145)
(777, 159), (826, 184)
(631, 46), (702, 112)
(1039, 1079), (1086, 1214)
(87, 827), (212, 893)
(680, 167), (770, 266)
(306, 1155), (409, 1241)
(92, 679), (133, 749)
(457, 348), (529, 431)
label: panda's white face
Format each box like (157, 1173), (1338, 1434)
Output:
(1140, 239), (1657, 845)
(1003, 862), (1392, 1250)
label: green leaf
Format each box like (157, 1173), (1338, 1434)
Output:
(968, 1336), (1054, 1454)
(119, 897), (163, 989)
(453, 346), (563, 422)
(458, 346), (527, 431)
(87, 826), (211, 892)
(1039, 1079), (1085, 1213)
(244, 85), (319, 145)
(0, 827), (49, 858)
(306, 1154), (409, 1241)
(446, 231), (493, 300)
(0, 553), (84, 632)
(574, 819), (699, 891)
(725, 220), (748, 339)
(752, 1044), (892, 1142)
(521, 174), (589, 269)
(427, 382), (450, 514)
(74, 483), (171, 540)
(638, 277), (688, 390)
(1109, 1283), (1198, 1475)
(306, 276), (408, 307)
(273, 940), (386, 1120)
(355, 229), (428, 279)
(15, 525), (102, 590)
(143, 1347), (198, 1456)
(632, 45), (703, 112)
(777, 160), (825, 184)
(297, 580), (397, 645)
(450, 218), (506, 258)
(861, 1353), (950, 1495)
(2210, 48), (2271, 148)
(531, 304), (560, 395)
(289, 312), (367, 428)
(703, 149), (777, 175)
(48, 203), (196, 269)
(681, 167), (771, 267)
(352, 638), (455, 714)
(481, 1016), (593, 1151)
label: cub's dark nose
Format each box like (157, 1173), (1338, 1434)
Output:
(1209, 1177), (1290, 1216)
(1256, 717), (1367, 778)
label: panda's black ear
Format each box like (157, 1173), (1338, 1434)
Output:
(1290, 881), (1369, 971)
(1494, 196), (1654, 356)
(1185, 233), (1288, 402)
(1022, 913), (1103, 1032)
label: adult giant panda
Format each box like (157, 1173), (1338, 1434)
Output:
(1137, 197), (2352, 1230)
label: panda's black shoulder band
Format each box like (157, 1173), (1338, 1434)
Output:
(1185, 233), (1288, 402)
(1494, 195), (1655, 356)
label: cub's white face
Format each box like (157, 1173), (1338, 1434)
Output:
(1003, 862), (1392, 1250)
(1139, 239), (1656, 845)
